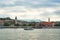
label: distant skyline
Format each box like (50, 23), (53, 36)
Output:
(0, 0), (60, 21)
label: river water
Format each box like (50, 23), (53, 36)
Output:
(0, 28), (60, 40)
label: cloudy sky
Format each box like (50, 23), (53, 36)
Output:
(0, 0), (60, 21)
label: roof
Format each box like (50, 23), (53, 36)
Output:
(0, 20), (4, 23)
(39, 22), (54, 25)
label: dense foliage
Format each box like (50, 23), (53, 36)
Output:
(4, 23), (10, 26)
(54, 23), (60, 26)
(14, 24), (20, 26)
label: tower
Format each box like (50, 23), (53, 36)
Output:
(15, 16), (17, 24)
(48, 18), (50, 22)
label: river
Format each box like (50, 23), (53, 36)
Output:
(0, 28), (60, 40)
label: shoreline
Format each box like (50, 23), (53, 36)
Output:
(0, 27), (60, 29)
(0, 26), (60, 29)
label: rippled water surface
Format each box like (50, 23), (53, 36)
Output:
(0, 28), (60, 40)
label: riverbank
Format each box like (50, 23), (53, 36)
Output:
(0, 26), (60, 29)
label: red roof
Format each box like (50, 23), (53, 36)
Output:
(39, 22), (54, 25)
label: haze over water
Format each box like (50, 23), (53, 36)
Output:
(0, 28), (60, 40)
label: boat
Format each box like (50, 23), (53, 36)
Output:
(24, 27), (33, 30)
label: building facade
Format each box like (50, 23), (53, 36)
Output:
(35, 18), (55, 28)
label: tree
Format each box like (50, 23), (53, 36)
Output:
(55, 23), (60, 26)
(14, 23), (20, 26)
(4, 23), (10, 26)
(23, 24), (27, 26)
(28, 24), (32, 26)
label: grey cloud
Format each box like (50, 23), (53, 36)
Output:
(48, 0), (60, 3)
(54, 10), (60, 15)
(5, 8), (26, 13)
(0, 14), (10, 18)
(0, 0), (60, 8)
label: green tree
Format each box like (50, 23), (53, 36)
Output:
(4, 23), (10, 26)
(23, 24), (27, 26)
(28, 24), (32, 26)
(55, 24), (60, 26)
(14, 24), (20, 26)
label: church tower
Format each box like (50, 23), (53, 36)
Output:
(48, 18), (50, 22)
(15, 16), (17, 24)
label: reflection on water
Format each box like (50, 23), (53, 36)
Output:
(0, 28), (60, 40)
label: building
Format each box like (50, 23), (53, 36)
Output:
(0, 20), (4, 26)
(15, 16), (18, 24)
(39, 22), (54, 28)
(35, 18), (55, 28)
(0, 17), (15, 26)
